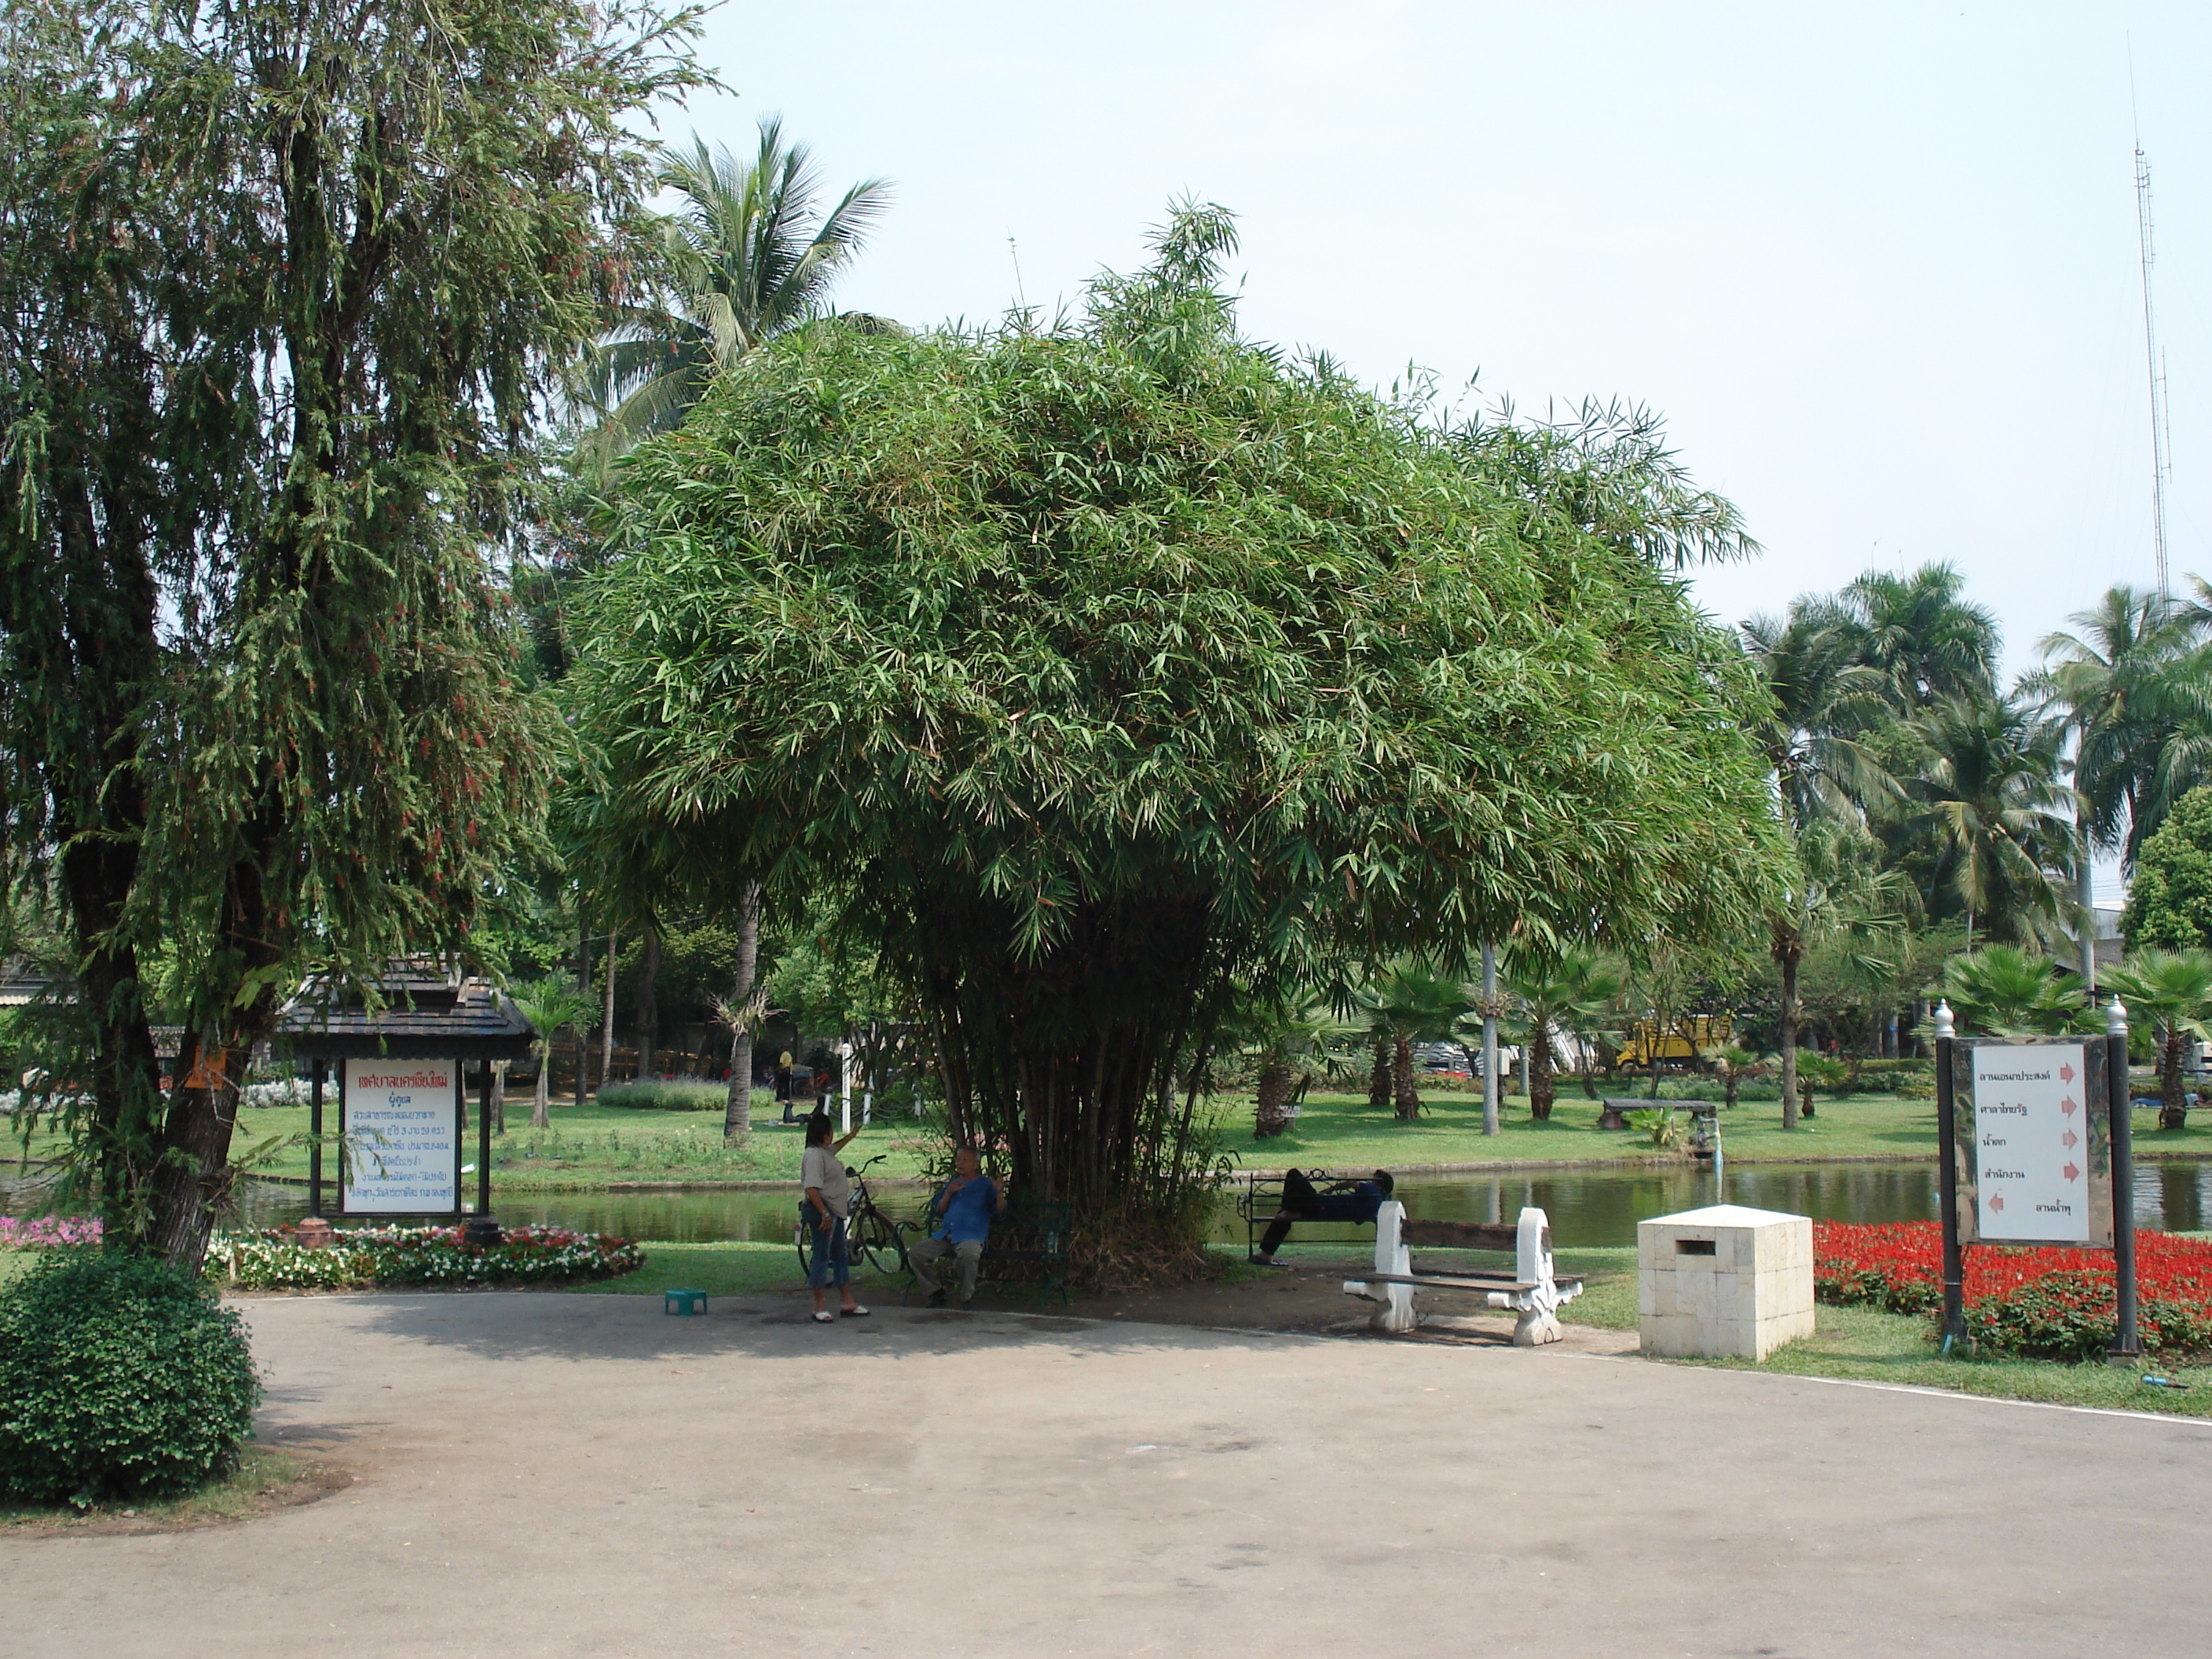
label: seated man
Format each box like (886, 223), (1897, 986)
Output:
(909, 1145), (1005, 1309)
(1252, 1168), (1393, 1265)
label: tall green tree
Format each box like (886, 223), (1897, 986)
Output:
(570, 205), (1789, 1258)
(2124, 785), (2212, 952)
(0, 0), (700, 1271)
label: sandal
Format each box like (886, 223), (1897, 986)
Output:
(840, 1305), (870, 1317)
(811, 1310), (836, 1324)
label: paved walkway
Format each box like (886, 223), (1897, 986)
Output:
(6, 1293), (2210, 1657)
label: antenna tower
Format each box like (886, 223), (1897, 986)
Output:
(2134, 133), (2174, 594)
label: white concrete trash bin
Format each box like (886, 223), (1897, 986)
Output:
(1637, 1204), (1815, 1361)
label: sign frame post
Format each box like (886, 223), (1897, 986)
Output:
(338, 1057), (465, 1219)
(2106, 996), (2141, 1357)
(1933, 1002), (1965, 1344)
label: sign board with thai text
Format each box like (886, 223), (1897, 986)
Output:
(1950, 1038), (2111, 1248)
(340, 1057), (462, 1215)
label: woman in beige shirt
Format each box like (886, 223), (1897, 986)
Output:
(800, 1112), (866, 1323)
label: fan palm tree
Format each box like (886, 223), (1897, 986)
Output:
(1351, 963), (1470, 1121)
(512, 976), (597, 1130)
(577, 118), (892, 460)
(1934, 946), (2086, 1038)
(1497, 948), (1626, 1121)
(2105, 949), (2212, 1126)
(1895, 694), (2077, 946)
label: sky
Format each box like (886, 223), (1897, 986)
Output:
(673, 3), (2211, 903)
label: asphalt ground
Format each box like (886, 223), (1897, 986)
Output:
(4, 1291), (2209, 1658)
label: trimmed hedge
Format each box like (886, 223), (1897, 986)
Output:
(215, 1224), (644, 1290)
(0, 1251), (262, 1508)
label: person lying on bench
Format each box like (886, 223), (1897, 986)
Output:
(1253, 1168), (1394, 1265)
(910, 1144), (1005, 1308)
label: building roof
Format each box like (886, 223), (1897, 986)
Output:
(276, 962), (538, 1061)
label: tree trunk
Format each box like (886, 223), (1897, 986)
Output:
(635, 926), (661, 1081)
(1529, 1027), (1555, 1122)
(573, 915), (591, 1105)
(492, 1060), (507, 1135)
(1254, 1058), (1294, 1138)
(724, 881), (761, 1141)
(1778, 931), (1801, 1131)
(1391, 1033), (1421, 1121)
(2159, 1024), (2188, 1129)
(600, 925), (618, 1088)
(1647, 1029), (1664, 1101)
(531, 1045), (552, 1130)
(1367, 1034), (1391, 1112)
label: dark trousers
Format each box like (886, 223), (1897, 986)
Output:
(1259, 1168), (1324, 1255)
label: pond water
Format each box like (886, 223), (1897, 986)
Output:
(12, 1159), (2212, 1247)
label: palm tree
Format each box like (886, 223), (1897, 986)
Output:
(1935, 947), (2086, 1038)
(2106, 949), (2212, 1126)
(1837, 563), (2000, 710)
(513, 976), (597, 1130)
(577, 118), (892, 459)
(1498, 948), (1626, 1121)
(1741, 603), (1896, 827)
(1771, 820), (1912, 1129)
(2031, 586), (2196, 860)
(1895, 694), (2077, 946)
(1352, 963), (1470, 1121)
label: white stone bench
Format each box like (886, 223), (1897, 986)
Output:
(1342, 1201), (1584, 1342)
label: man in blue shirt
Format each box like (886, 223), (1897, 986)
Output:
(909, 1145), (1005, 1308)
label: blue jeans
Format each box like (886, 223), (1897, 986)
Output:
(804, 1203), (850, 1289)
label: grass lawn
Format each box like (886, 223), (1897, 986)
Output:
(9, 1082), (2212, 1196)
(0, 1445), (339, 1533)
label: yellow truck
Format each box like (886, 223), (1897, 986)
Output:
(1615, 1013), (1734, 1070)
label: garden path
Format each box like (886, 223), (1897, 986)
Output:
(3, 1291), (2208, 1657)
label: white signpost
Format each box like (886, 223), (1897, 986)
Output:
(340, 1057), (462, 1215)
(1957, 1040), (2111, 1249)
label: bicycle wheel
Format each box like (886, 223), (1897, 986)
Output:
(849, 1206), (906, 1278)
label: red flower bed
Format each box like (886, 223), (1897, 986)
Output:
(1812, 1220), (2212, 1361)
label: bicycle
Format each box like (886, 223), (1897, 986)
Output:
(793, 1153), (910, 1280)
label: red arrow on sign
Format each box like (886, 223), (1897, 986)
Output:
(2064, 1162), (2082, 1182)
(2062, 1129), (2079, 1149)
(2061, 1097), (2079, 1116)
(1991, 1194), (2005, 1210)
(2060, 1062), (2076, 1084)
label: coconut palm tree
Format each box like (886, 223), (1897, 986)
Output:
(1497, 948), (1626, 1121)
(2105, 949), (2212, 1126)
(1837, 563), (2000, 710)
(2031, 587), (2196, 858)
(577, 118), (892, 460)
(513, 976), (597, 1130)
(1770, 819), (1913, 1128)
(1895, 694), (2077, 946)
(1741, 603), (1897, 829)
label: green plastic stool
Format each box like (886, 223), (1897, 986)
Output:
(664, 1287), (709, 1316)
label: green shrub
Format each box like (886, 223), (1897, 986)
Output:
(597, 1079), (733, 1111)
(0, 1251), (262, 1508)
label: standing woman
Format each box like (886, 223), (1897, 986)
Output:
(801, 1111), (868, 1322)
